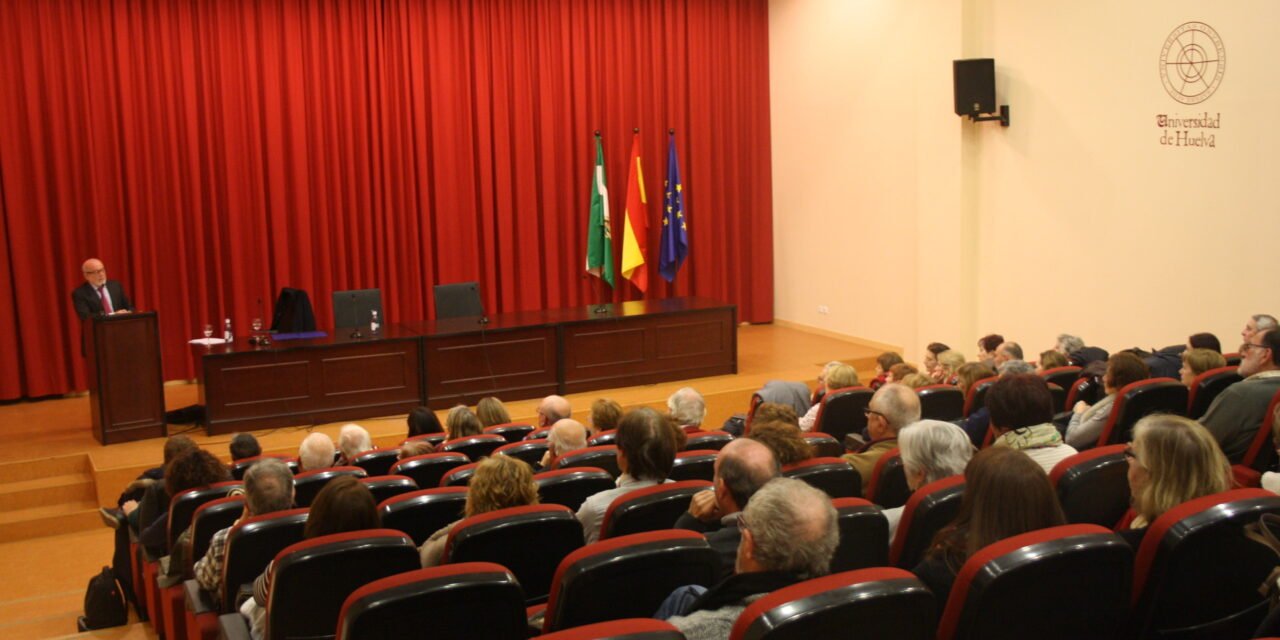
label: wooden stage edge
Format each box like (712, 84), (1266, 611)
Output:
(0, 322), (896, 516)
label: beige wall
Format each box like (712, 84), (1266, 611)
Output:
(771, 0), (1280, 364)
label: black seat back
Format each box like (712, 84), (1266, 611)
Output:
(377, 487), (468, 545)
(535, 468), (616, 512)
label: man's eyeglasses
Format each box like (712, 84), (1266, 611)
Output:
(1242, 342), (1271, 352)
(864, 408), (885, 419)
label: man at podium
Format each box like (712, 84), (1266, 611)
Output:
(71, 258), (132, 319)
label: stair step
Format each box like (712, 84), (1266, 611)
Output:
(0, 473), (97, 512)
(0, 454), (90, 484)
(0, 502), (101, 542)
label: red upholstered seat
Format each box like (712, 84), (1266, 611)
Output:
(1049, 444), (1130, 527)
(189, 496), (246, 571)
(534, 468), (616, 512)
(337, 563), (525, 640)
(962, 376), (998, 418)
(536, 530), (718, 633)
(917, 385), (964, 422)
(781, 457), (860, 499)
(865, 448), (909, 508)
(1238, 389), (1280, 473)
(1095, 378), (1188, 446)
(439, 461), (481, 487)
(230, 455), (298, 480)
(376, 487), (467, 545)
(550, 445), (621, 479)
(889, 475), (964, 569)
(483, 422), (535, 443)
(441, 434), (507, 460)
(495, 440), (550, 467)
(669, 450), (717, 483)
(1131, 489), (1280, 638)
(801, 432), (842, 458)
(730, 567), (934, 640)
(538, 618), (685, 640)
(351, 448), (401, 477)
(401, 433), (448, 447)
(743, 393), (765, 434)
(1041, 366), (1083, 410)
(599, 480), (712, 540)
(830, 498), (889, 572)
(936, 524), (1132, 640)
(810, 386), (874, 445)
(388, 452), (469, 491)
(1186, 366), (1243, 419)
(358, 475), (418, 504)
(292, 466), (367, 507)
(169, 482), (244, 552)
(1065, 376), (1105, 414)
(525, 426), (553, 440)
(684, 430), (734, 452)
(587, 429), (618, 447)
(442, 504), (583, 603)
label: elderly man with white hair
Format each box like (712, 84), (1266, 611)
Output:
(539, 419), (589, 468)
(842, 383), (921, 488)
(668, 387), (707, 433)
(298, 432), (336, 471)
(882, 419), (974, 540)
(337, 424), (374, 465)
(536, 395), (572, 429)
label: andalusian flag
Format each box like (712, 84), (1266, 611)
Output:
(586, 136), (614, 287)
(659, 132), (688, 282)
(620, 133), (648, 292)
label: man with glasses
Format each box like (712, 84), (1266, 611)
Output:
(842, 383), (921, 488)
(1201, 329), (1280, 462)
(71, 258), (132, 320)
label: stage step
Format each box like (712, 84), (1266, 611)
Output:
(0, 472), (97, 512)
(0, 454), (101, 542)
(0, 454), (91, 484)
(0, 500), (102, 542)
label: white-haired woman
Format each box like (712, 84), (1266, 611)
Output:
(884, 419), (975, 540)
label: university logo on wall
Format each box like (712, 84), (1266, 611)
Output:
(1156, 22), (1223, 148)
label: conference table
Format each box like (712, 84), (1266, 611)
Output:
(194, 297), (737, 435)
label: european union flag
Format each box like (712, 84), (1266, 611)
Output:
(659, 133), (688, 282)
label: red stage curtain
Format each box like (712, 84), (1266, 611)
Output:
(0, 0), (774, 400)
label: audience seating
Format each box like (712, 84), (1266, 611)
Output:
(525, 426), (553, 440)
(495, 440), (550, 467)
(684, 430), (733, 452)
(1046, 382), (1066, 415)
(730, 567), (934, 640)
(351, 448), (401, 478)
(669, 450), (718, 483)
(1131, 489), (1280, 638)
(389, 453), (470, 491)
(402, 433), (448, 447)
(599, 480), (712, 540)
(218, 530), (420, 640)
(484, 422), (535, 443)
(336, 563), (526, 640)
(917, 385), (964, 422)
(442, 504), (584, 603)
(782, 457), (860, 499)
(810, 386), (873, 445)
(1236, 389), (1280, 475)
(1040, 366), (1083, 402)
(292, 466), (367, 508)
(743, 392), (765, 433)
(440, 462), (480, 487)
(830, 498), (889, 572)
(188, 496), (246, 570)
(230, 455), (297, 480)
(1224, 352), (1243, 367)
(441, 434), (507, 460)
(162, 492), (244, 640)
(539, 619), (686, 640)
(962, 376), (998, 418)
(534, 530), (719, 634)
(588, 429), (618, 447)
(377, 487), (467, 545)
(864, 448), (910, 509)
(535, 468), (616, 512)
(1095, 378), (1188, 446)
(1049, 445), (1130, 527)
(1186, 366), (1243, 419)
(936, 524), (1132, 640)
(550, 445), (621, 478)
(801, 432), (842, 458)
(168, 482), (244, 551)
(1065, 376), (1104, 412)
(890, 475), (964, 569)
(359, 475), (418, 504)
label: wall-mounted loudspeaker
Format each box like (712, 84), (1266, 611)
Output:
(953, 59), (995, 116)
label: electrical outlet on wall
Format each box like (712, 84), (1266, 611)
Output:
(817, 305), (829, 314)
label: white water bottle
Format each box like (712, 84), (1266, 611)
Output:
(370, 310), (380, 334)
(224, 318), (234, 344)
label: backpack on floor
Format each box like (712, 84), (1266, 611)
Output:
(79, 566), (127, 630)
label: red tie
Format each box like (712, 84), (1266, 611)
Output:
(99, 286), (114, 314)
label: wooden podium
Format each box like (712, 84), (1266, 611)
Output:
(85, 312), (166, 444)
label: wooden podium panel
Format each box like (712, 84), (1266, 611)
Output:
(423, 326), (558, 409)
(198, 332), (424, 435)
(86, 312), (166, 444)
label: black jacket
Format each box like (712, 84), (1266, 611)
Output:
(72, 280), (132, 320)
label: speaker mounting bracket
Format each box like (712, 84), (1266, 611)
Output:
(968, 105), (1010, 127)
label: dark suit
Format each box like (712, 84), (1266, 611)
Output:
(72, 280), (131, 320)
(675, 511), (742, 583)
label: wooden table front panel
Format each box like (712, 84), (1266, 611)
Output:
(424, 326), (559, 409)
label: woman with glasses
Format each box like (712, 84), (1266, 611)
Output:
(1120, 415), (1230, 547)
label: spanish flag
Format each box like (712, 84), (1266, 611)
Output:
(620, 133), (648, 292)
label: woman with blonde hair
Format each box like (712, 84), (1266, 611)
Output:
(475, 396), (512, 427)
(934, 350), (966, 384)
(420, 455), (540, 566)
(445, 405), (484, 440)
(1178, 348), (1227, 387)
(1121, 415), (1230, 546)
(800, 364), (859, 431)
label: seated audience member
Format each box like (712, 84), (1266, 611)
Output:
(407, 406), (444, 438)
(669, 387), (709, 433)
(537, 395), (573, 429)
(912, 447), (1066, 605)
(900, 373), (933, 390)
(589, 398), (624, 436)
(799, 364), (859, 431)
(993, 341), (1023, 369)
(754, 380), (813, 417)
(1055, 334), (1085, 357)
(475, 396), (512, 427)
(420, 455), (540, 566)
(1241, 313), (1279, 350)
(1187, 332), (1222, 354)
(140, 449), (232, 560)
(976, 334), (1004, 367)
(244, 476), (379, 638)
(987, 374), (1078, 473)
(1066, 352), (1150, 449)
(1179, 347), (1228, 387)
(1036, 349), (1069, 373)
(934, 350), (966, 384)
(922, 343), (951, 380)
(870, 352), (905, 390)
(812, 360), (846, 404)
(842, 384), (921, 487)
(1142, 345), (1184, 380)
(1202, 329), (1280, 462)
(1120, 415), (1230, 547)
(576, 407), (678, 544)
(398, 440), (435, 460)
(675, 439), (780, 581)
(298, 433), (336, 472)
(748, 421), (814, 466)
(752, 402), (800, 429)
(886, 362), (919, 385)
(957, 362), (998, 447)
(337, 424), (374, 465)
(997, 359), (1035, 376)
(883, 420), (974, 540)
(662, 478), (839, 638)
(539, 419), (589, 468)
(195, 458), (294, 605)
(444, 405), (484, 440)
(229, 433), (262, 462)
